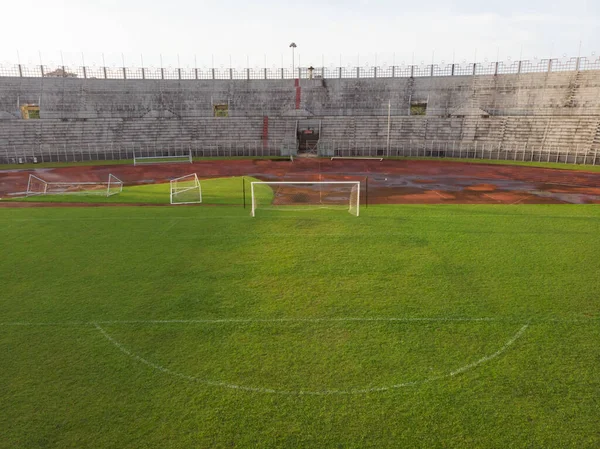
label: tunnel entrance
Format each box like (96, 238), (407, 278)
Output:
(296, 120), (321, 156)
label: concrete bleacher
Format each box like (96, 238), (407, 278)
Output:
(0, 69), (599, 163)
(2, 70), (599, 119)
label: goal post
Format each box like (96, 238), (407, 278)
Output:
(26, 173), (124, 197)
(26, 174), (48, 196)
(106, 174), (124, 197)
(251, 181), (360, 217)
(133, 150), (192, 166)
(170, 173), (202, 205)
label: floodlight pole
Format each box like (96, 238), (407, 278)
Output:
(289, 42), (297, 78)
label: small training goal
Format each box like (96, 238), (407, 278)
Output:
(133, 150), (192, 166)
(26, 174), (123, 197)
(251, 181), (360, 217)
(331, 156), (383, 161)
(170, 173), (202, 205)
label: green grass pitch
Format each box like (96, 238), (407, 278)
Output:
(1, 203), (599, 448)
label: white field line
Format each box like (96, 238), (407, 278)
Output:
(0, 317), (597, 327)
(92, 322), (530, 395)
(93, 317), (498, 324)
(447, 323), (529, 377)
(0, 317), (498, 327)
(159, 219), (179, 236)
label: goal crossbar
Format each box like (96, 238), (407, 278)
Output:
(134, 150), (192, 166)
(251, 181), (360, 217)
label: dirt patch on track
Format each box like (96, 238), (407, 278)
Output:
(2, 158), (600, 206)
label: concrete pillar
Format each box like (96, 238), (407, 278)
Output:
(576, 57), (581, 71)
(391, 66), (395, 78)
(472, 63), (476, 76)
(410, 65), (414, 78)
(246, 68), (250, 80)
(430, 65), (434, 77)
(281, 68), (284, 79)
(103, 67), (108, 79)
(356, 67), (360, 78)
(264, 68), (267, 79)
(123, 67), (127, 79)
(211, 68), (215, 80)
(339, 67), (342, 79)
(374, 66), (377, 78)
(18, 64), (22, 77)
(141, 67), (145, 80)
(494, 62), (498, 76)
(40, 65), (44, 76)
(179, 68), (182, 80)
(517, 61), (522, 74)
(547, 59), (553, 72)
(195, 68), (199, 80)
(161, 68), (164, 79)
(231, 68), (234, 80)
(451, 64), (455, 76)
(83, 66), (87, 79)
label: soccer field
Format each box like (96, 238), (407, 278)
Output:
(1, 204), (599, 448)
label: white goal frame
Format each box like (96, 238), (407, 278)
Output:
(251, 181), (360, 217)
(26, 174), (123, 197)
(170, 173), (202, 205)
(133, 150), (192, 166)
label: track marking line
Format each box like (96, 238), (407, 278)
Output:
(482, 193), (502, 203)
(92, 321), (530, 395)
(432, 190), (453, 200)
(510, 195), (531, 205)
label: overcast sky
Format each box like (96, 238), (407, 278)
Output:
(1, 0), (598, 68)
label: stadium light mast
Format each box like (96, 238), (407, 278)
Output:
(289, 42), (297, 77)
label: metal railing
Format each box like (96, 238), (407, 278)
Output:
(318, 140), (599, 165)
(2, 139), (598, 166)
(0, 140), (298, 164)
(2, 55), (599, 80)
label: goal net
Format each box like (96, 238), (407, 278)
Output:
(251, 181), (360, 217)
(170, 173), (202, 205)
(26, 174), (123, 197)
(134, 150), (192, 166)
